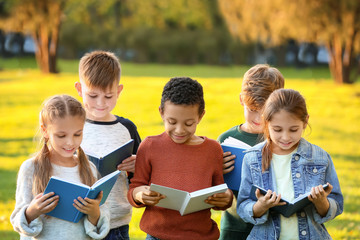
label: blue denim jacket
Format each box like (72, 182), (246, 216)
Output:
(237, 138), (343, 240)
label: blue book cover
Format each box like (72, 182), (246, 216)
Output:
(250, 184), (329, 217)
(85, 139), (134, 177)
(44, 170), (121, 223)
(221, 138), (251, 191)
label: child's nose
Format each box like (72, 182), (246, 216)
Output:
(175, 125), (185, 134)
(97, 97), (105, 106)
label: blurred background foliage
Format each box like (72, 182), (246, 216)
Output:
(1, 0), (360, 83)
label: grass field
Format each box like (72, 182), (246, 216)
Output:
(0, 60), (360, 239)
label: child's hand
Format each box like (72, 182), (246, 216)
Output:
(25, 192), (59, 223)
(132, 185), (165, 206)
(222, 151), (236, 174)
(117, 155), (136, 173)
(73, 191), (103, 226)
(308, 183), (333, 217)
(252, 189), (286, 218)
(206, 189), (233, 208)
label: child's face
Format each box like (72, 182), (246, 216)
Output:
(242, 104), (263, 134)
(75, 80), (122, 121)
(160, 101), (204, 145)
(268, 109), (307, 155)
(42, 115), (84, 161)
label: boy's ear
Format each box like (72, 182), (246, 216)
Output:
(75, 82), (82, 97)
(159, 106), (164, 119)
(239, 94), (244, 106)
(117, 84), (124, 97)
(198, 110), (206, 123)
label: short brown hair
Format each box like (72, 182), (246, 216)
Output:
(241, 64), (284, 110)
(79, 50), (121, 90)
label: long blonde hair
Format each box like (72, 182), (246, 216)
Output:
(261, 89), (309, 171)
(32, 95), (96, 195)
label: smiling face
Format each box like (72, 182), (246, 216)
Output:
(268, 109), (307, 155)
(160, 101), (204, 145)
(242, 104), (264, 134)
(75, 80), (122, 121)
(43, 115), (84, 162)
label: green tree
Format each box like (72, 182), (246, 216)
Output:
(120, 0), (214, 30)
(0, 0), (66, 73)
(218, 0), (360, 84)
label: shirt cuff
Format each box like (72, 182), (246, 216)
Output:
(84, 210), (110, 239)
(313, 198), (338, 224)
(18, 206), (43, 237)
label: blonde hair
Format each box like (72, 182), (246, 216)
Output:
(32, 95), (96, 195)
(241, 64), (285, 110)
(79, 50), (121, 90)
(261, 89), (309, 171)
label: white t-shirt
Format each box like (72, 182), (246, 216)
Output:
(81, 119), (133, 229)
(271, 150), (299, 240)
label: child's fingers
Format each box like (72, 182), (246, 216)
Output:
(42, 194), (59, 206)
(223, 151), (233, 158)
(95, 191), (103, 201)
(142, 194), (165, 206)
(223, 160), (235, 174)
(41, 192), (56, 201)
(265, 190), (274, 200)
(255, 188), (264, 199)
(324, 183), (333, 194)
(43, 198), (59, 212)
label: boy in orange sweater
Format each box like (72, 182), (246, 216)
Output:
(127, 77), (233, 240)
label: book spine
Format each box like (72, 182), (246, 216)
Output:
(179, 193), (191, 216)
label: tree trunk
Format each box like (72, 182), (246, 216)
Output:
(326, 35), (344, 84)
(49, 2), (62, 73)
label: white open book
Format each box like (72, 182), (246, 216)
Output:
(150, 183), (228, 216)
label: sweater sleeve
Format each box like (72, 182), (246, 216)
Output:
(211, 141), (233, 211)
(10, 159), (44, 237)
(84, 203), (110, 239)
(83, 163), (111, 239)
(127, 137), (152, 207)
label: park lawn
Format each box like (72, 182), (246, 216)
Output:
(0, 67), (360, 239)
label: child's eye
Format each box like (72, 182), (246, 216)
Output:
(57, 135), (66, 138)
(168, 121), (176, 125)
(74, 134), (82, 137)
(290, 129), (299, 132)
(105, 95), (113, 99)
(185, 122), (195, 127)
(89, 95), (97, 98)
(273, 129), (281, 132)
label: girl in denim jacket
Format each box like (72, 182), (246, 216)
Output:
(237, 89), (343, 240)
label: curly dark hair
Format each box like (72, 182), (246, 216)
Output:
(160, 77), (205, 115)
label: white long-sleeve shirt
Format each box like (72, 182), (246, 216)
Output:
(11, 158), (110, 240)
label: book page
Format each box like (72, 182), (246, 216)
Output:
(180, 184), (228, 216)
(222, 136), (251, 149)
(150, 184), (188, 211)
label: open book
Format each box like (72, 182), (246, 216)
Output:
(221, 137), (251, 191)
(44, 170), (121, 223)
(84, 139), (134, 176)
(150, 183), (228, 216)
(250, 184), (329, 217)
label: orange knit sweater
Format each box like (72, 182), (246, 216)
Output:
(128, 132), (231, 240)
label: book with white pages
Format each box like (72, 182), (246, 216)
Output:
(150, 183), (228, 216)
(221, 137), (251, 191)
